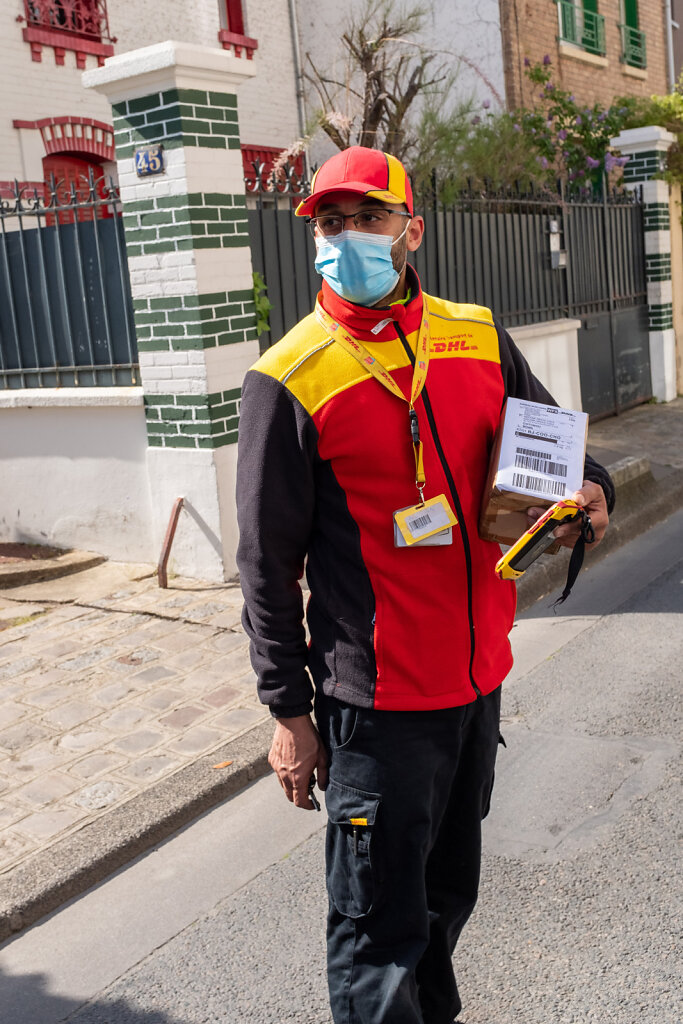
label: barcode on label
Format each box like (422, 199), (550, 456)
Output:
(512, 472), (565, 496)
(515, 447), (567, 478)
(410, 513), (432, 530)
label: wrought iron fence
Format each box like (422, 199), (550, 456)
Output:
(0, 173), (137, 388)
(247, 172), (646, 339)
(246, 170), (649, 418)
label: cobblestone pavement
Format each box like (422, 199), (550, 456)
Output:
(0, 569), (267, 877)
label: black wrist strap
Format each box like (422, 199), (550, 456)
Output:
(553, 511), (595, 609)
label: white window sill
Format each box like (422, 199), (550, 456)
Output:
(621, 63), (648, 80)
(559, 42), (608, 67)
(0, 387), (144, 408)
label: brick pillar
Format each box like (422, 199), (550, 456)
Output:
(611, 125), (678, 402)
(83, 41), (259, 581)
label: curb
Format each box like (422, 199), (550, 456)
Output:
(0, 551), (106, 590)
(0, 719), (274, 942)
(0, 453), (679, 941)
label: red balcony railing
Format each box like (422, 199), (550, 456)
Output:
(24, 0), (113, 43)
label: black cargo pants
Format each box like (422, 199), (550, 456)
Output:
(315, 686), (502, 1024)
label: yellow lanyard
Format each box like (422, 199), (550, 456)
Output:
(315, 300), (431, 503)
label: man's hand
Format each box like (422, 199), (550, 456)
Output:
(526, 480), (609, 549)
(268, 714), (329, 810)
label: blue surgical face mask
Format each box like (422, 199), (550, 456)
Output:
(314, 227), (407, 306)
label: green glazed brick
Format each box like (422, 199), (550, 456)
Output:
(176, 395), (208, 406)
(177, 88), (210, 105)
(146, 422), (179, 436)
(144, 394), (175, 405)
(188, 208), (221, 223)
(125, 243), (143, 257)
(149, 296), (180, 310)
(147, 435), (164, 447)
(163, 407), (195, 421)
(179, 422), (212, 435)
(163, 118), (183, 137)
(167, 308), (203, 324)
(136, 339), (171, 352)
(143, 406), (161, 420)
(229, 288), (254, 302)
(222, 386), (242, 402)
(221, 236), (250, 249)
(112, 101), (128, 118)
(211, 122), (239, 137)
(229, 315), (258, 331)
(161, 88), (180, 106)
(179, 118), (218, 135)
(201, 136), (229, 149)
(193, 236), (222, 249)
(171, 338), (205, 351)
(116, 144), (136, 159)
(208, 92), (238, 108)
(134, 326), (153, 339)
(214, 429), (239, 447)
(193, 104), (223, 120)
(127, 92), (163, 114)
(165, 436), (199, 448)
(196, 437), (217, 448)
(200, 290), (231, 305)
(209, 402), (237, 420)
(140, 211), (169, 226)
(157, 325), (186, 338)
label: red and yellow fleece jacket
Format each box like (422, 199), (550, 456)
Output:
(236, 270), (615, 716)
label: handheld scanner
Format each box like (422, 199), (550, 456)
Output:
(495, 499), (583, 580)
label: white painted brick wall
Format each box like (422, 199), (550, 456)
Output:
(2, 0), (300, 178)
(237, 0), (300, 149)
(294, 0), (506, 164)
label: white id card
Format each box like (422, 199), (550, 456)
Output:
(393, 494), (457, 547)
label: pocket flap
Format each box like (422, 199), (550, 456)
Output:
(325, 779), (381, 827)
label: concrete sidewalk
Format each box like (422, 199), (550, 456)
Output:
(0, 397), (681, 941)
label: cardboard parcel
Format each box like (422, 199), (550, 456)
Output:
(479, 397), (588, 546)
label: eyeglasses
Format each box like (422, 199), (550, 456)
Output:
(308, 208), (411, 238)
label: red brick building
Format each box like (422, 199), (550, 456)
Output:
(500, 0), (671, 109)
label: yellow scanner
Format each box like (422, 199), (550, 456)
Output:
(495, 499), (584, 581)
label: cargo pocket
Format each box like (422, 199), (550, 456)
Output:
(325, 780), (381, 919)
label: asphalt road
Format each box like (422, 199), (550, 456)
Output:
(1, 510), (682, 1024)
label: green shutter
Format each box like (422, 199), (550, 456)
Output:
(623, 0), (639, 29)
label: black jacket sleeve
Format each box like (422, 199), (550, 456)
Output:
(236, 370), (318, 717)
(497, 322), (616, 513)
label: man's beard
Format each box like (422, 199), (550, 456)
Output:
(391, 233), (408, 274)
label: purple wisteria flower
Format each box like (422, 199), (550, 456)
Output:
(482, 99), (491, 109)
(597, 112), (608, 122)
(471, 116), (481, 126)
(540, 156), (549, 168)
(512, 123), (521, 132)
(543, 54), (551, 65)
(557, 129), (568, 141)
(575, 115), (582, 126)
(568, 95), (575, 102)
(586, 155), (600, 169)
(524, 57), (531, 67)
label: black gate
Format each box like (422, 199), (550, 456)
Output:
(0, 174), (137, 388)
(248, 173), (650, 419)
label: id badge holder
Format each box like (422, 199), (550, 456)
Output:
(393, 494), (457, 547)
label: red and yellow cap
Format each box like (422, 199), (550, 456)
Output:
(295, 146), (413, 218)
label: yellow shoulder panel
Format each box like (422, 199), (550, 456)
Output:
(250, 313), (411, 416)
(423, 293), (500, 363)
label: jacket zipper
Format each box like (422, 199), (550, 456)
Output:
(396, 326), (481, 699)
